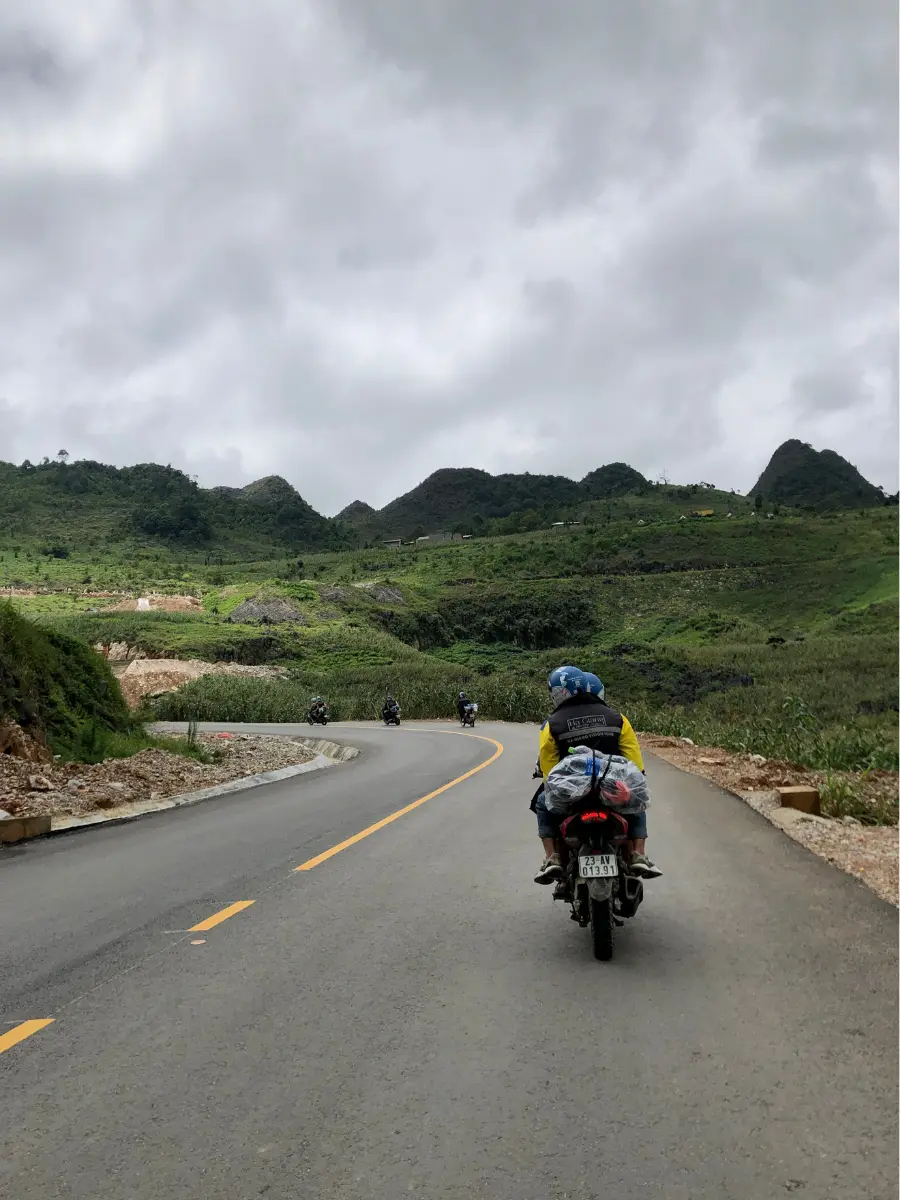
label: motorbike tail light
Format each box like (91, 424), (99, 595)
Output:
(579, 811), (607, 823)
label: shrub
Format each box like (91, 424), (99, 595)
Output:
(0, 602), (132, 756)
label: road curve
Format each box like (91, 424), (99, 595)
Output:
(0, 720), (896, 1199)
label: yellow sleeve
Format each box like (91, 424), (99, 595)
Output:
(618, 716), (644, 772)
(539, 721), (561, 779)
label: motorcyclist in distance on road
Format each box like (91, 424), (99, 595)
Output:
(456, 691), (470, 721)
(532, 666), (662, 890)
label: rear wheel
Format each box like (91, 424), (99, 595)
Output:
(589, 896), (614, 961)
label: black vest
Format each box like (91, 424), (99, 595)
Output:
(547, 695), (624, 758)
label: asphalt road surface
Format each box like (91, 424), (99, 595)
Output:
(0, 721), (896, 1199)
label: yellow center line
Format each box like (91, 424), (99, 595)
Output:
(189, 900), (255, 932)
(0, 1019), (54, 1056)
(1, 730), (504, 1058)
(295, 733), (504, 871)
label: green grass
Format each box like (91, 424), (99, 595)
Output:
(0, 601), (133, 758)
(818, 773), (898, 826)
(0, 601), (220, 766)
(61, 723), (214, 766)
(625, 636), (897, 770)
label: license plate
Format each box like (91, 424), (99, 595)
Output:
(579, 854), (618, 879)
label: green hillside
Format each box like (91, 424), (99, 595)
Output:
(5, 501), (896, 776)
(1, 444), (889, 561)
(581, 462), (648, 498)
(0, 459), (350, 556)
(374, 466), (586, 536)
(0, 601), (131, 757)
(2, 448), (896, 786)
(752, 439), (885, 510)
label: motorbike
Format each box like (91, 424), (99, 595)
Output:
(556, 800), (645, 962)
(383, 703), (401, 726)
(307, 703), (329, 726)
(460, 702), (478, 728)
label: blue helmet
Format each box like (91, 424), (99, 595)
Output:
(583, 672), (606, 700)
(548, 665), (589, 708)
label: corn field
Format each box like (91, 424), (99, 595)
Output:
(149, 666), (897, 775)
(150, 668), (549, 724)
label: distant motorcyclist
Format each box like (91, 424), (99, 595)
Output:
(307, 695), (329, 725)
(382, 693), (401, 723)
(456, 691), (470, 721)
(532, 666), (661, 889)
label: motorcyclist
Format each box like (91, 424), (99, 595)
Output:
(532, 665), (662, 889)
(382, 693), (400, 721)
(456, 691), (471, 721)
(308, 695), (327, 721)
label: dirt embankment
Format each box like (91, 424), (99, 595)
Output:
(105, 594), (202, 613)
(115, 659), (285, 708)
(1, 730), (314, 822)
(641, 734), (898, 906)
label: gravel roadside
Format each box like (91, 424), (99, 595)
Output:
(1, 734), (315, 822)
(642, 733), (898, 906)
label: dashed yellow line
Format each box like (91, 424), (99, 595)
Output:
(189, 901), (255, 932)
(2, 729), (505, 1058)
(295, 734), (504, 871)
(0, 1019), (54, 1056)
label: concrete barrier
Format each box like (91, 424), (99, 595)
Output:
(0, 815), (52, 844)
(778, 785), (821, 815)
(290, 736), (359, 763)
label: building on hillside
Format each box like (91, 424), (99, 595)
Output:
(383, 538), (403, 549)
(690, 509), (715, 518)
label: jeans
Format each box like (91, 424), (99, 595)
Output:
(533, 788), (648, 841)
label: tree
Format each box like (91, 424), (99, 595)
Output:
(57, 449), (69, 465)
(754, 494), (763, 511)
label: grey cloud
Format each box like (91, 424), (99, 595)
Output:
(0, 33), (64, 95)
(792, 366), (871, 417)
(0, 0), (896, 514)
(333, 0), (718, 117)
(757, 115), (888, 169)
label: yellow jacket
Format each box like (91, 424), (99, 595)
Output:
(539, 714), (644, 779)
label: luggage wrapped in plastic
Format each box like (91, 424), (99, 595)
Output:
(543, 746), (650, 815)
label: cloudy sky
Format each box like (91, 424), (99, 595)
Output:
(1, 1), (897, 513)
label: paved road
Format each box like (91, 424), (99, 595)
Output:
(0, 721), (896, 1199)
